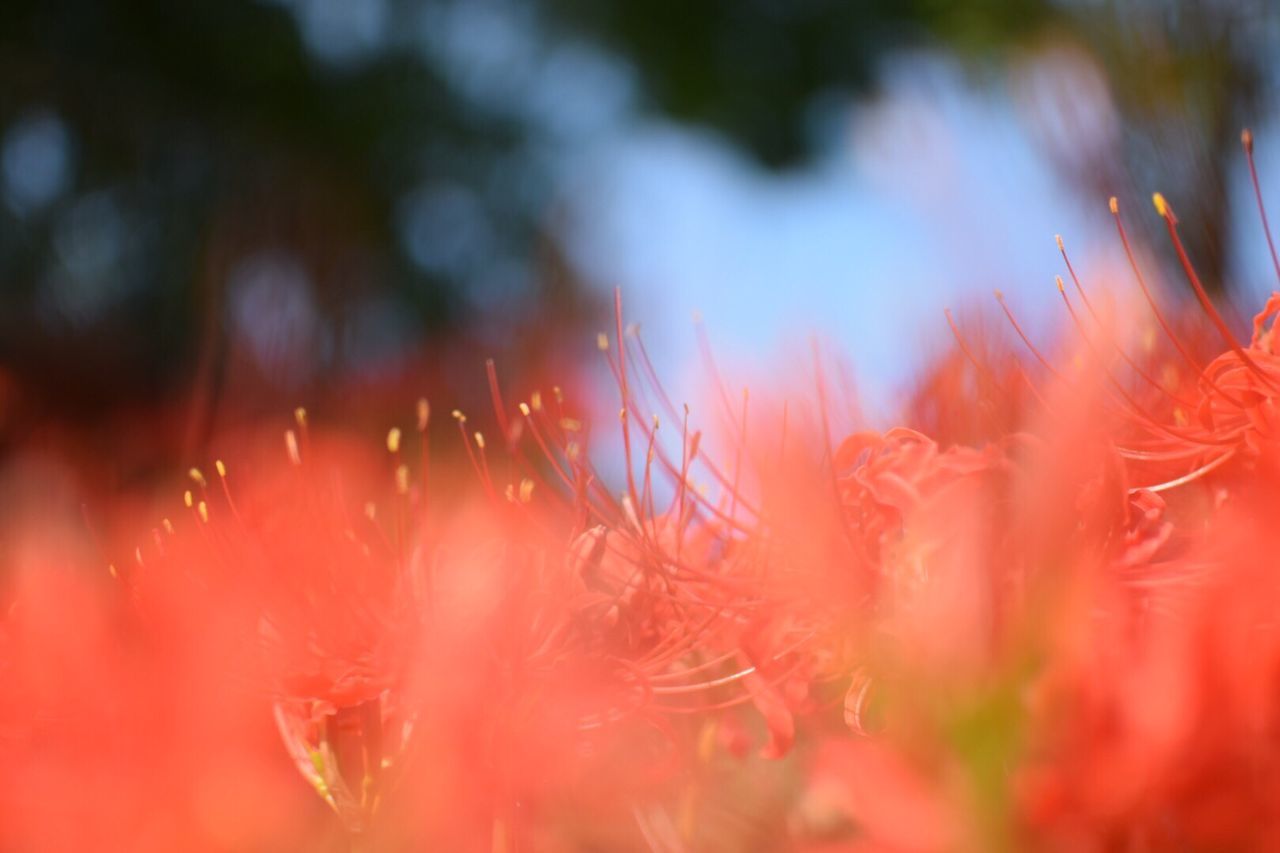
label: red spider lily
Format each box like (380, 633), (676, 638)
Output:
(106, 313), (813, 847)
(0, 525), (322, 851)
(1013, 498), (1280, 850)
(112, 421), (430, 843)
(776, 130), (1280, 851)
(834, 427), (1010, 580)
(19, 128), (1280, 850)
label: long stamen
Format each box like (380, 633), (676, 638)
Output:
(473, 431), (497, 501)
(944, 308), (998, 387)
(1110, 197), (1246, 408)
(994, 290), (1069, 383)
(452, 410), (497, 504)
(675, 408), (693, 562)
(1057, 234), (1195, 408)
(1010, 355), (1057, 416)
(812, 338), (858, 554)
(519, 402), (575, 492)
(416, 398), (431, 523)
(1139, 449), (1236, 494)
(213, 459), (247, 529)
(1058, 280), (1232, 446)
(485, 359), (514, 448)
(1243, 128), (1280, 287)
(614, 289), (642, 512)
(641, 415), (660, 537)
(629, 327), (760, 511)
(729, 389), (748, 526)
(695, 318), (745, 438)
(943, 307), (1038, 423)
(531, 398), (626, 526)
(1153, 192), (1277, 391)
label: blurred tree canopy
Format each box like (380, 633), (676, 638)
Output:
(552, 0), (1277, 292)
(0, 0), (1275, 450)
(1, 0), (544, 415)
(547, 0), (1053, 168)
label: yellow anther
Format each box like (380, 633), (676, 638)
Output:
(518, 478), (535, 503)
(518, 402), (531, 417)
(530, 391), (543, 411)
(1152, 192), (1169, 218)
(395, 464), (410, 495)
(416, 398), (431, 431)
(197, 501), (209, 523)
(1108, 196), (1119, 214)
(285, 429), (301, 465)
(214, 459), (226, 479)
(183, 490), (194, 508)
(1055, 275), (1065, 293)
(162, 518), (174, 534)
(294, 407), (307, 428)
(1243, 128), (1254, 152)
(188, 467), (206, 488)
(451, 409), (466, 423)
(386, 427), (402, 454)
(474, 432), (486, 450)
(1055, 234), (1064, 251)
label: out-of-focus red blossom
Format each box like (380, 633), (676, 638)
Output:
(117, 430), (424, 841)
(0, 530), (321, 852)
(16, 142), (1280, 851)
(834, 427), (1009, 582)
(781, 148), (1280, 848)
(1015, 502), (1280, 850)
(1191, 292), (1280, 457)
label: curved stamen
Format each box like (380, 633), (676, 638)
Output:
(1136, 449), (1236, 494)
(1154, 192), (1278, 392)
(1243, 129), (1280, 287)
(1110, 198), (1247, 409)
(1057, 234), (1196, 409)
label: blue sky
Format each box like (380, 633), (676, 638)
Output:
(555, 54), (1143, 422)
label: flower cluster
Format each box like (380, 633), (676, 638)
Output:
(4, 130), (1280, 850)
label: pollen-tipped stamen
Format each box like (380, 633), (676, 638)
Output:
(1242, 129), (1280, 287)
(1110, 197), (1248, 408)
(1153, 192), (1278, 392)
(1057, 235), (1196, 409)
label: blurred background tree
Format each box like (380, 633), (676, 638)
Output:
(552, 0), (1276, 291)
(0, 0), (1276, 474)
(1, 0), (590, 467)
